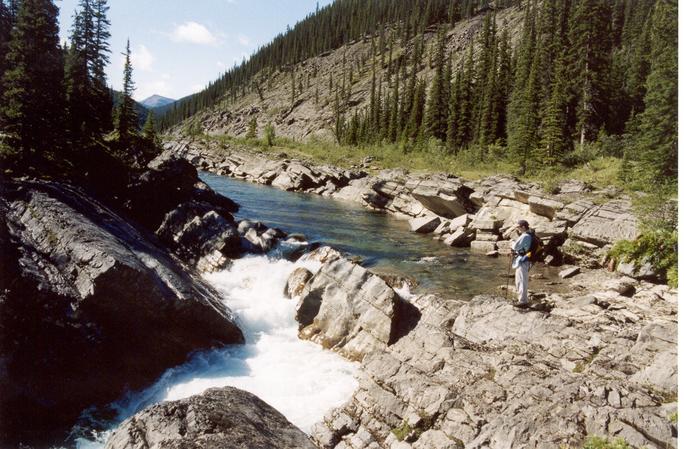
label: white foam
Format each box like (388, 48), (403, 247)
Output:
(76, 255), (356, 448)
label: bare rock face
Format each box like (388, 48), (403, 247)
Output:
(0, 180), (244, 447)
(292, 248), (420, 360)
(105, 387), (316, 449)
(284, 266), (313, 299)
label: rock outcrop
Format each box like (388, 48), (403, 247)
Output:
(166, 139), (642, 275)
(292, 247), (421, 361)
(105, 387), (316, 449)
(105, 387), (315, 449)
(299, 256), (678, 449)
(0, 179), (244, 447)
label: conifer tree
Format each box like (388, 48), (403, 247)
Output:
(632, 0), (677, 185)
(455, 43), (474, 148)
(116, 39), (137, 143)
(246, 116), (257, 139)
(142, 110), (158, 145)
(446, 66), (462, 153)
(425, 26), (447, 141)
(568, 0), (612, 148)
(405, 77), (426, 142)
(1, 0), (64, 159)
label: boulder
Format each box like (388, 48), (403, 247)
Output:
(410, 178), (475, 219)
(470, 217), (503, 232)
(156, 201), (241, 270)
(527, 196), (564, 219)
(470, 241), (497, 253)
(0, 180), (243, 447)
(409, 216), (441, 233)
(569, 200), (639, 246)
(284, 267), (314, 299)
(557, 179), (593, 194)
(559, 266), (581, 279)
(295, 251), (420, 359)
(444, 228), (474, 247)
(448, 214), (471, 232)
(104, 387), (316, 449)
(617, 260), (663, 283)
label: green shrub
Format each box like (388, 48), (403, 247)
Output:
(582, 436), (631, 449)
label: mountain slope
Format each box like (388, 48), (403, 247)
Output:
(167, 4), (526, 141)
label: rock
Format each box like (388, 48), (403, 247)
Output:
(299, 246), (343, 264)
(295, 251), (420, 359)
(444, 228), (474, 247)
(104, 387), (316, 449)
(410, 177), (475, 219)
(486, 250), (499, 257)
(605, 277), (638, 297)
(448, 214), (471, 232)
(559, 266), (581, 279)
(470, 217), (503, 232)
(561, 238), (606, 269)
(475, 230), (500, 242)
(617, 260), (662, 282)
(409, 216), (441, 233)
(156, 201), (241, 270)
(533, 220), (568, 240)
(555, 199), (594, 225)
(557, 180), (593, 194)
(433, 219), (451, 235)
(470, 240), (497, 253)
(284, 267), (314, 299)
(569, 200), (639, 247)
(0, 180), (243, 447)
(527, 196), (565, 219)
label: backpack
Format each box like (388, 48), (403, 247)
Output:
(527, 230), (545, 263)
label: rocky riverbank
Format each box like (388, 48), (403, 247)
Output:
(165, 138), (648, 279)
(290, 247), (677, 449)
(0, 153), (299, 447)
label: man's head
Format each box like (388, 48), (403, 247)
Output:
(517, 219), (530, 231)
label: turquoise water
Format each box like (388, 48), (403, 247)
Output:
(202, 172), (517, 299)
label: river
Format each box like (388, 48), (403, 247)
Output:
(74, 171), (537, 447)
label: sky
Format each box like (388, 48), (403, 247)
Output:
(57, 0), (334, 101)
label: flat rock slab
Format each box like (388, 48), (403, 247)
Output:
(528, 196), (565, 219)
(105, 387), (316, 449)
(559, 266), (581, 279)
(570, 200), (639, 246)
(409, 216), (441, 233)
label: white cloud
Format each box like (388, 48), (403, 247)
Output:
(191, 83), (206, 93)
(238, 34), (250, 46)
(171, 21), (219, 45)
(131, 44), (154, 72)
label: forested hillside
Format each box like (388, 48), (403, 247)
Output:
(162, 0), (676, 193)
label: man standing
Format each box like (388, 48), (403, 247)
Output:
(511, 220), (532, 308)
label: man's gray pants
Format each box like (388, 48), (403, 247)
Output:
(515, 260), (530, 304)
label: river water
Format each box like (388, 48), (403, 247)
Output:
(202, 172), (513, 298)
(74, 171), (533, 447)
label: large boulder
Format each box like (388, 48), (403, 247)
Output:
(0, 180), (244, 447)
(410, 176), (475, 219)
(105, 387), (316, 449)
(294, 249), (420, 360)
(569, 200), (639, 247)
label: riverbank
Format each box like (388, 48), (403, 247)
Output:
(165, 137), (646, 279)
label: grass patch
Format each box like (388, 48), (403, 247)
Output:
(572, 348), (601, 373)
(391, 421), (412, 441)
(581, 436), (632, 449)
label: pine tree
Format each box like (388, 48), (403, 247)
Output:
(116, 39), (138, 143)
(406, 77), (426, 142)
(446, 65), (462, 153)
(455, 43), (474, 148)
(1, 0), (64, 161)
(246, 116), (257, 139)
(142, 110), (158, 145)
(424, 26), (447, 141)
(568, 0), (612, 148)
(632, 0), (677, 185)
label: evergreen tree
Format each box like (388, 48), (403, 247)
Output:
(116, 39), (137, 143)
(142, 110), (158, 145)
(424, 26), (447, 141)
(264, 121), (276, 146)
(1, 0), (64, 160)
(446, 65), (462, 153)
(246, 116), (257, 139)
(455, 43), (474, 148)
(568, 0), (612, 148)
(632, 0), (677, 185)
(405, 77), (426, 142)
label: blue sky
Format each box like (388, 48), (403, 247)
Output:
(57, 0), (334, 101)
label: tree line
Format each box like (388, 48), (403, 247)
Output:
(0, 0), (157, 174)
(333, 0), (676, 189)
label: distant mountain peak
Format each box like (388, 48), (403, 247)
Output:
(141, 95), (176, 109)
